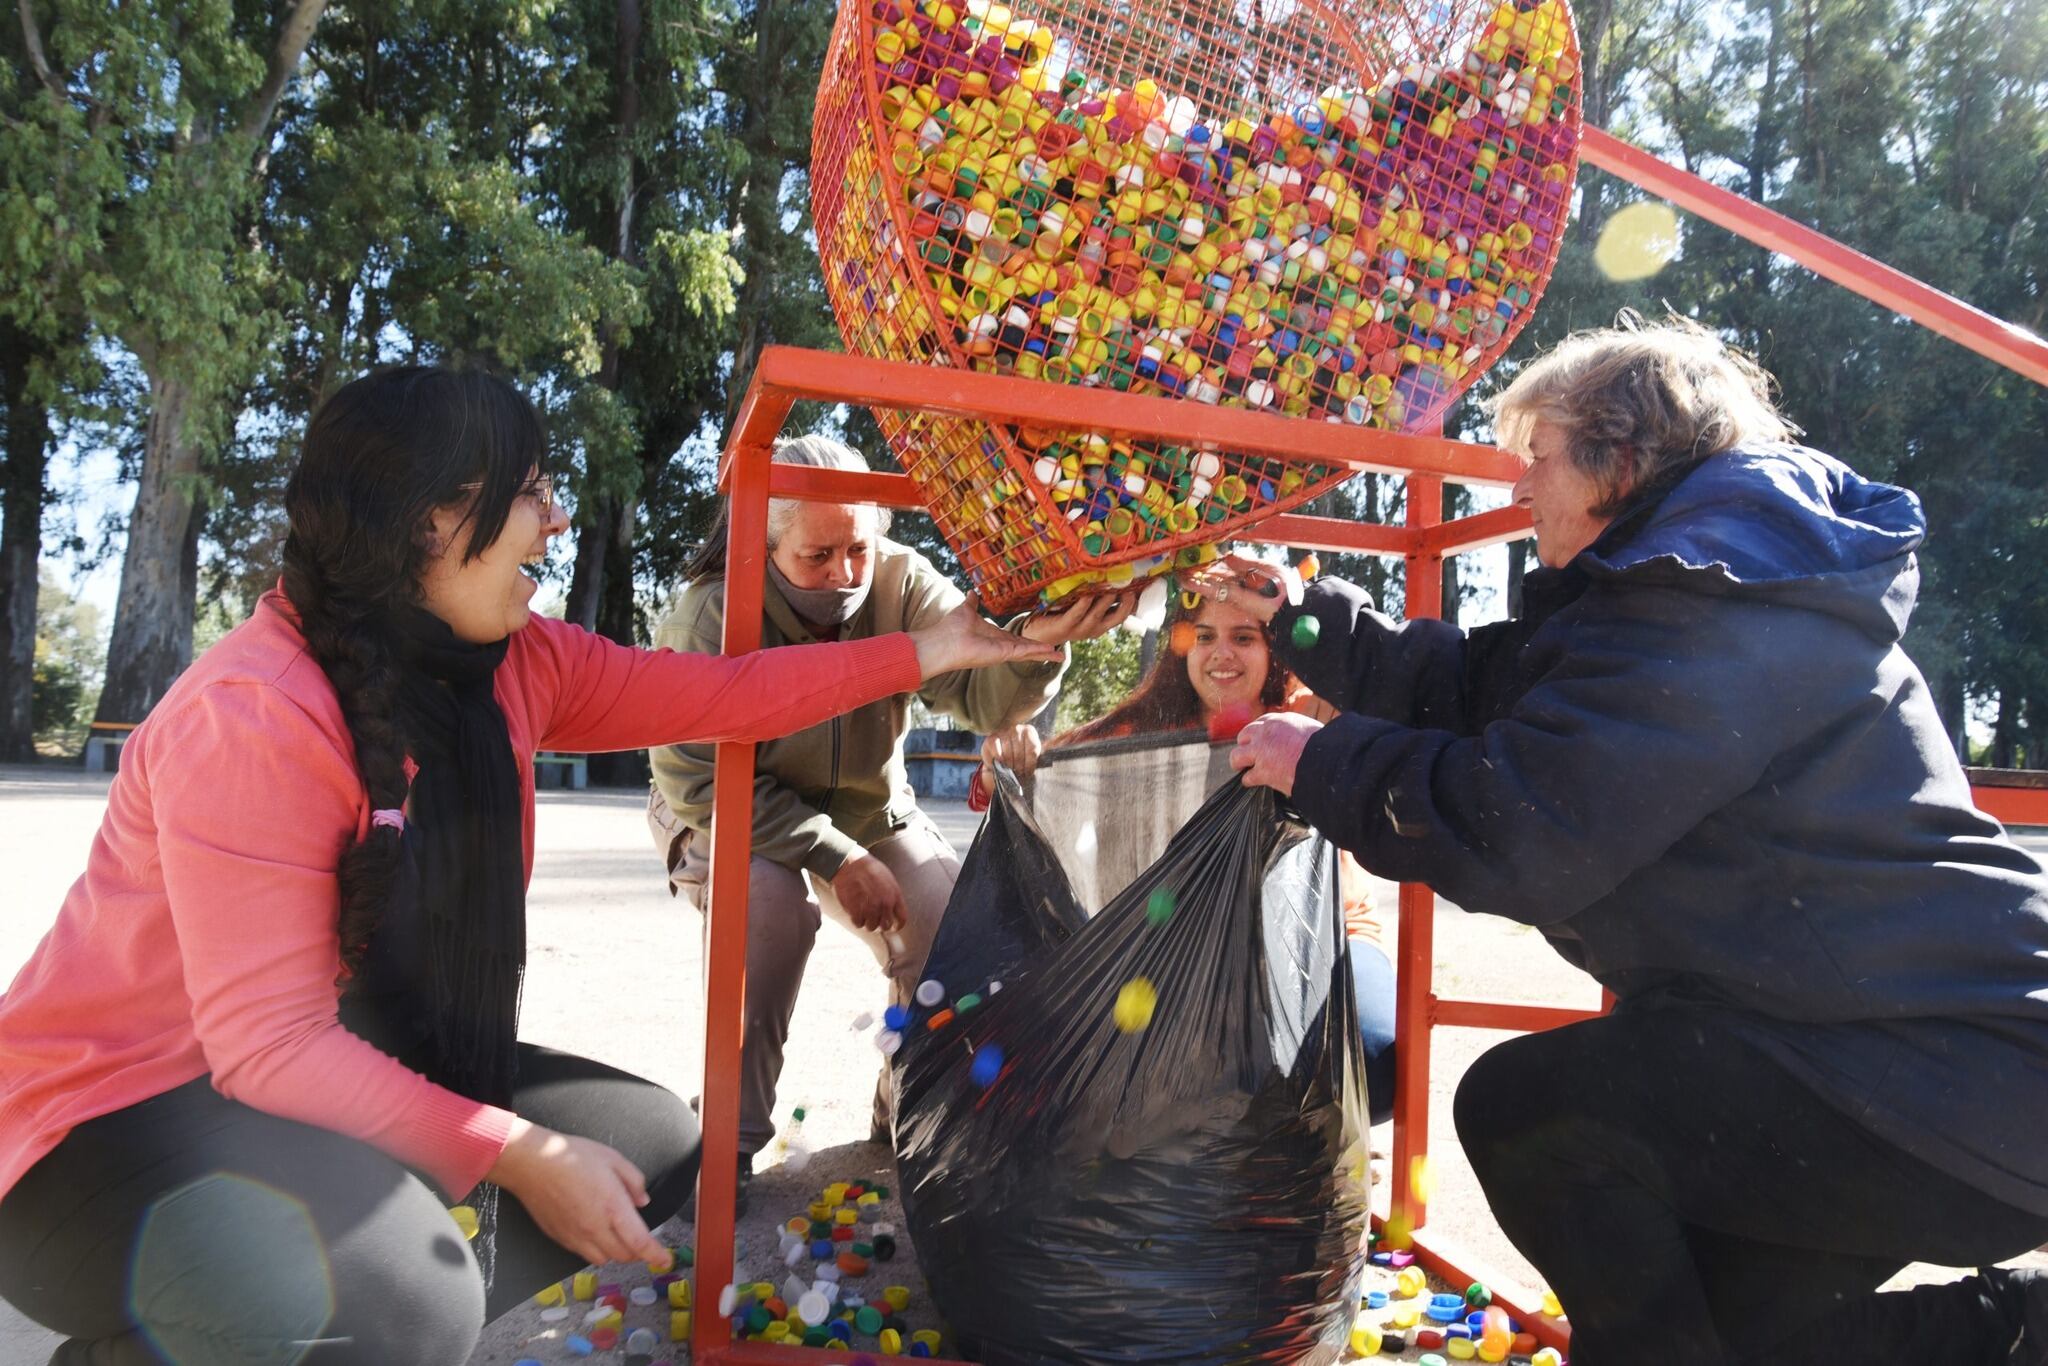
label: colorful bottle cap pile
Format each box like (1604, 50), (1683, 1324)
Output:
(532, 1246), (694, 1361)
(811, 0), (1579, 609)
(1348, 1270), (1567, 1362)
(520, 1179), (936, 1358)
(736, 1177), (942, 1354)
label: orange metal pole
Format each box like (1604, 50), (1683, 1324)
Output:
(1414, 504), (1533, 559)
(1388, 474), (1445, 1238)
(744, 346), (1526, 486)
(1432, 1000), (1604, 1032)
(692, 432), (774, 1361)
(1250, 513), (1413, 558)
(1583, 127), (2048, 390)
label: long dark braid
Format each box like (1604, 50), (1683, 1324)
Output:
(282, 366), (541, 981)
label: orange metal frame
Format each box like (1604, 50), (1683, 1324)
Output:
(687, 126), (2048, 1364)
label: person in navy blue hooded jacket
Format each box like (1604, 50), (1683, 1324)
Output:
(1209, 316), (2048, 1366)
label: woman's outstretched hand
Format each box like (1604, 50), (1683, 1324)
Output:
(1185, 554), (1302, 626)
(1019, 591), (1139, 645)
(1228, 710), (1323, 797)
(909, 600), (1064, 679)
(487, 1118), (668, 1267)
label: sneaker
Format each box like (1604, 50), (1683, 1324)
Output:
(1987, 1265), (2048, 1364)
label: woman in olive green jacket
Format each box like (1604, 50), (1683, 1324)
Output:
(649, 435), (1131, 1195)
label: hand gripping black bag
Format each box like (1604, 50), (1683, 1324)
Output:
(891, 740), (1371, 1365)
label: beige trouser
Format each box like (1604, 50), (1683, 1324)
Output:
(649, 792), (961, 1159)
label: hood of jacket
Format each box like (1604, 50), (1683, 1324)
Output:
(1578, 443), (1926, 644)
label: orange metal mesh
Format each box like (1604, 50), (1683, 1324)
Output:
(811, 0), (1581, 610)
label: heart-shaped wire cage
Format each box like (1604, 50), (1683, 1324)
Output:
(812, 0), (1581, 611)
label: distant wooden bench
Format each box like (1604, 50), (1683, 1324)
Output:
(84, 722), (137, 774)
(533, 751), (588, 791)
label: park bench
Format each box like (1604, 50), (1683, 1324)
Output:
(83, 722), (137, 774)
(532, 751), (588, 791)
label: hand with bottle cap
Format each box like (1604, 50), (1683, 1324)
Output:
(1016, 589), (1139, 645)
(486, 1118), (667, 1267)
(1184, 553), (1304, 626)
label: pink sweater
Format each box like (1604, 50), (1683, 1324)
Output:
(0, 590), (922, 1203)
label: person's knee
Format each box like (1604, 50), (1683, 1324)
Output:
(124, 1172), (339, 1365)
(122, 1171), (483, 1366)
(1453, 1034), (1553, 1177)
(612, 1085), (702, 1222)
(889, 885), (948, 981)
(323, 1231), (484, 1365)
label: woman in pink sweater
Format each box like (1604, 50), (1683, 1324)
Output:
(0, 368), (1054, 1365)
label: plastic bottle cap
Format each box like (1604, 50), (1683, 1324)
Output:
(797, 1290), (832, 1325)
(914, 979), (946, 1007)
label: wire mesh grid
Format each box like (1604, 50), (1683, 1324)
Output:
(812, 0), (1581, 610)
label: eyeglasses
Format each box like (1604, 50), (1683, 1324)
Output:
(457, 473), (558, 512)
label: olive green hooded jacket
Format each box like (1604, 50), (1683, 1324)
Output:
(649, 538), (1065, 880)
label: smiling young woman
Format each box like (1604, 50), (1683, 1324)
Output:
(0, 368), (1057, 1366)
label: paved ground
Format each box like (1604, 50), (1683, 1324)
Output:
(1, 764), (2042, 1364)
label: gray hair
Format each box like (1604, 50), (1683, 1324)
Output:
(766, 434), (893, 550)
(1492, 312), (1799, 515)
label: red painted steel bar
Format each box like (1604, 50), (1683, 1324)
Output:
(1388, 474), (1445, 1240)
(1252, 513), (1412, 557)
(1433, 999), (1606, 1032)
(1978, 787), (2048, 828)
(715, 1343), (935, 1365)
(1581, 128), (2048, 390)
(693, 432), (770, 1362)
(737, 346), (1525, 485)
(1415, 504), (1534, 558)
(1386, 1230), (1572, 1353)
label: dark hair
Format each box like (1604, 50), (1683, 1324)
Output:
(281, 366), (544, 979)
(1054, 597), (1291, 748)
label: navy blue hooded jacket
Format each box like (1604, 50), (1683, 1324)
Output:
(1277, 443), (2048, 1215)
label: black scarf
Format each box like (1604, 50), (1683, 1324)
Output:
(387, 607), (526, 1113)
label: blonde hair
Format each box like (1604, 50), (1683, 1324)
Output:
(1492, 313), (1799, 515)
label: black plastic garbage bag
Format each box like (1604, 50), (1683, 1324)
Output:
(891, 761), (1371, 1365)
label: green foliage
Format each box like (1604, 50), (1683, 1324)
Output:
(32, 572), (102, 752)
(1052, 628), (1144, 732)
(8, 0), (2044, 762)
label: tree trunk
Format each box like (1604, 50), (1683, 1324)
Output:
(1990, 688), (2019, 769)
(95, 374), (203, 723)
(563, 0), (644, 642)
(585, 494), (647, 786)
(721, 0), (798, 435)
(0, 320), (52, 761)
(1932, 665), (1968, 764)
(564, 496), (619, 632)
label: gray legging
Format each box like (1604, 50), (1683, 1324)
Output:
(662, 805), (961, 1160)
(0, 1046), (699, 1366)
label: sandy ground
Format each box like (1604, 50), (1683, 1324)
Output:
(1, 763), (2042, 1364)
